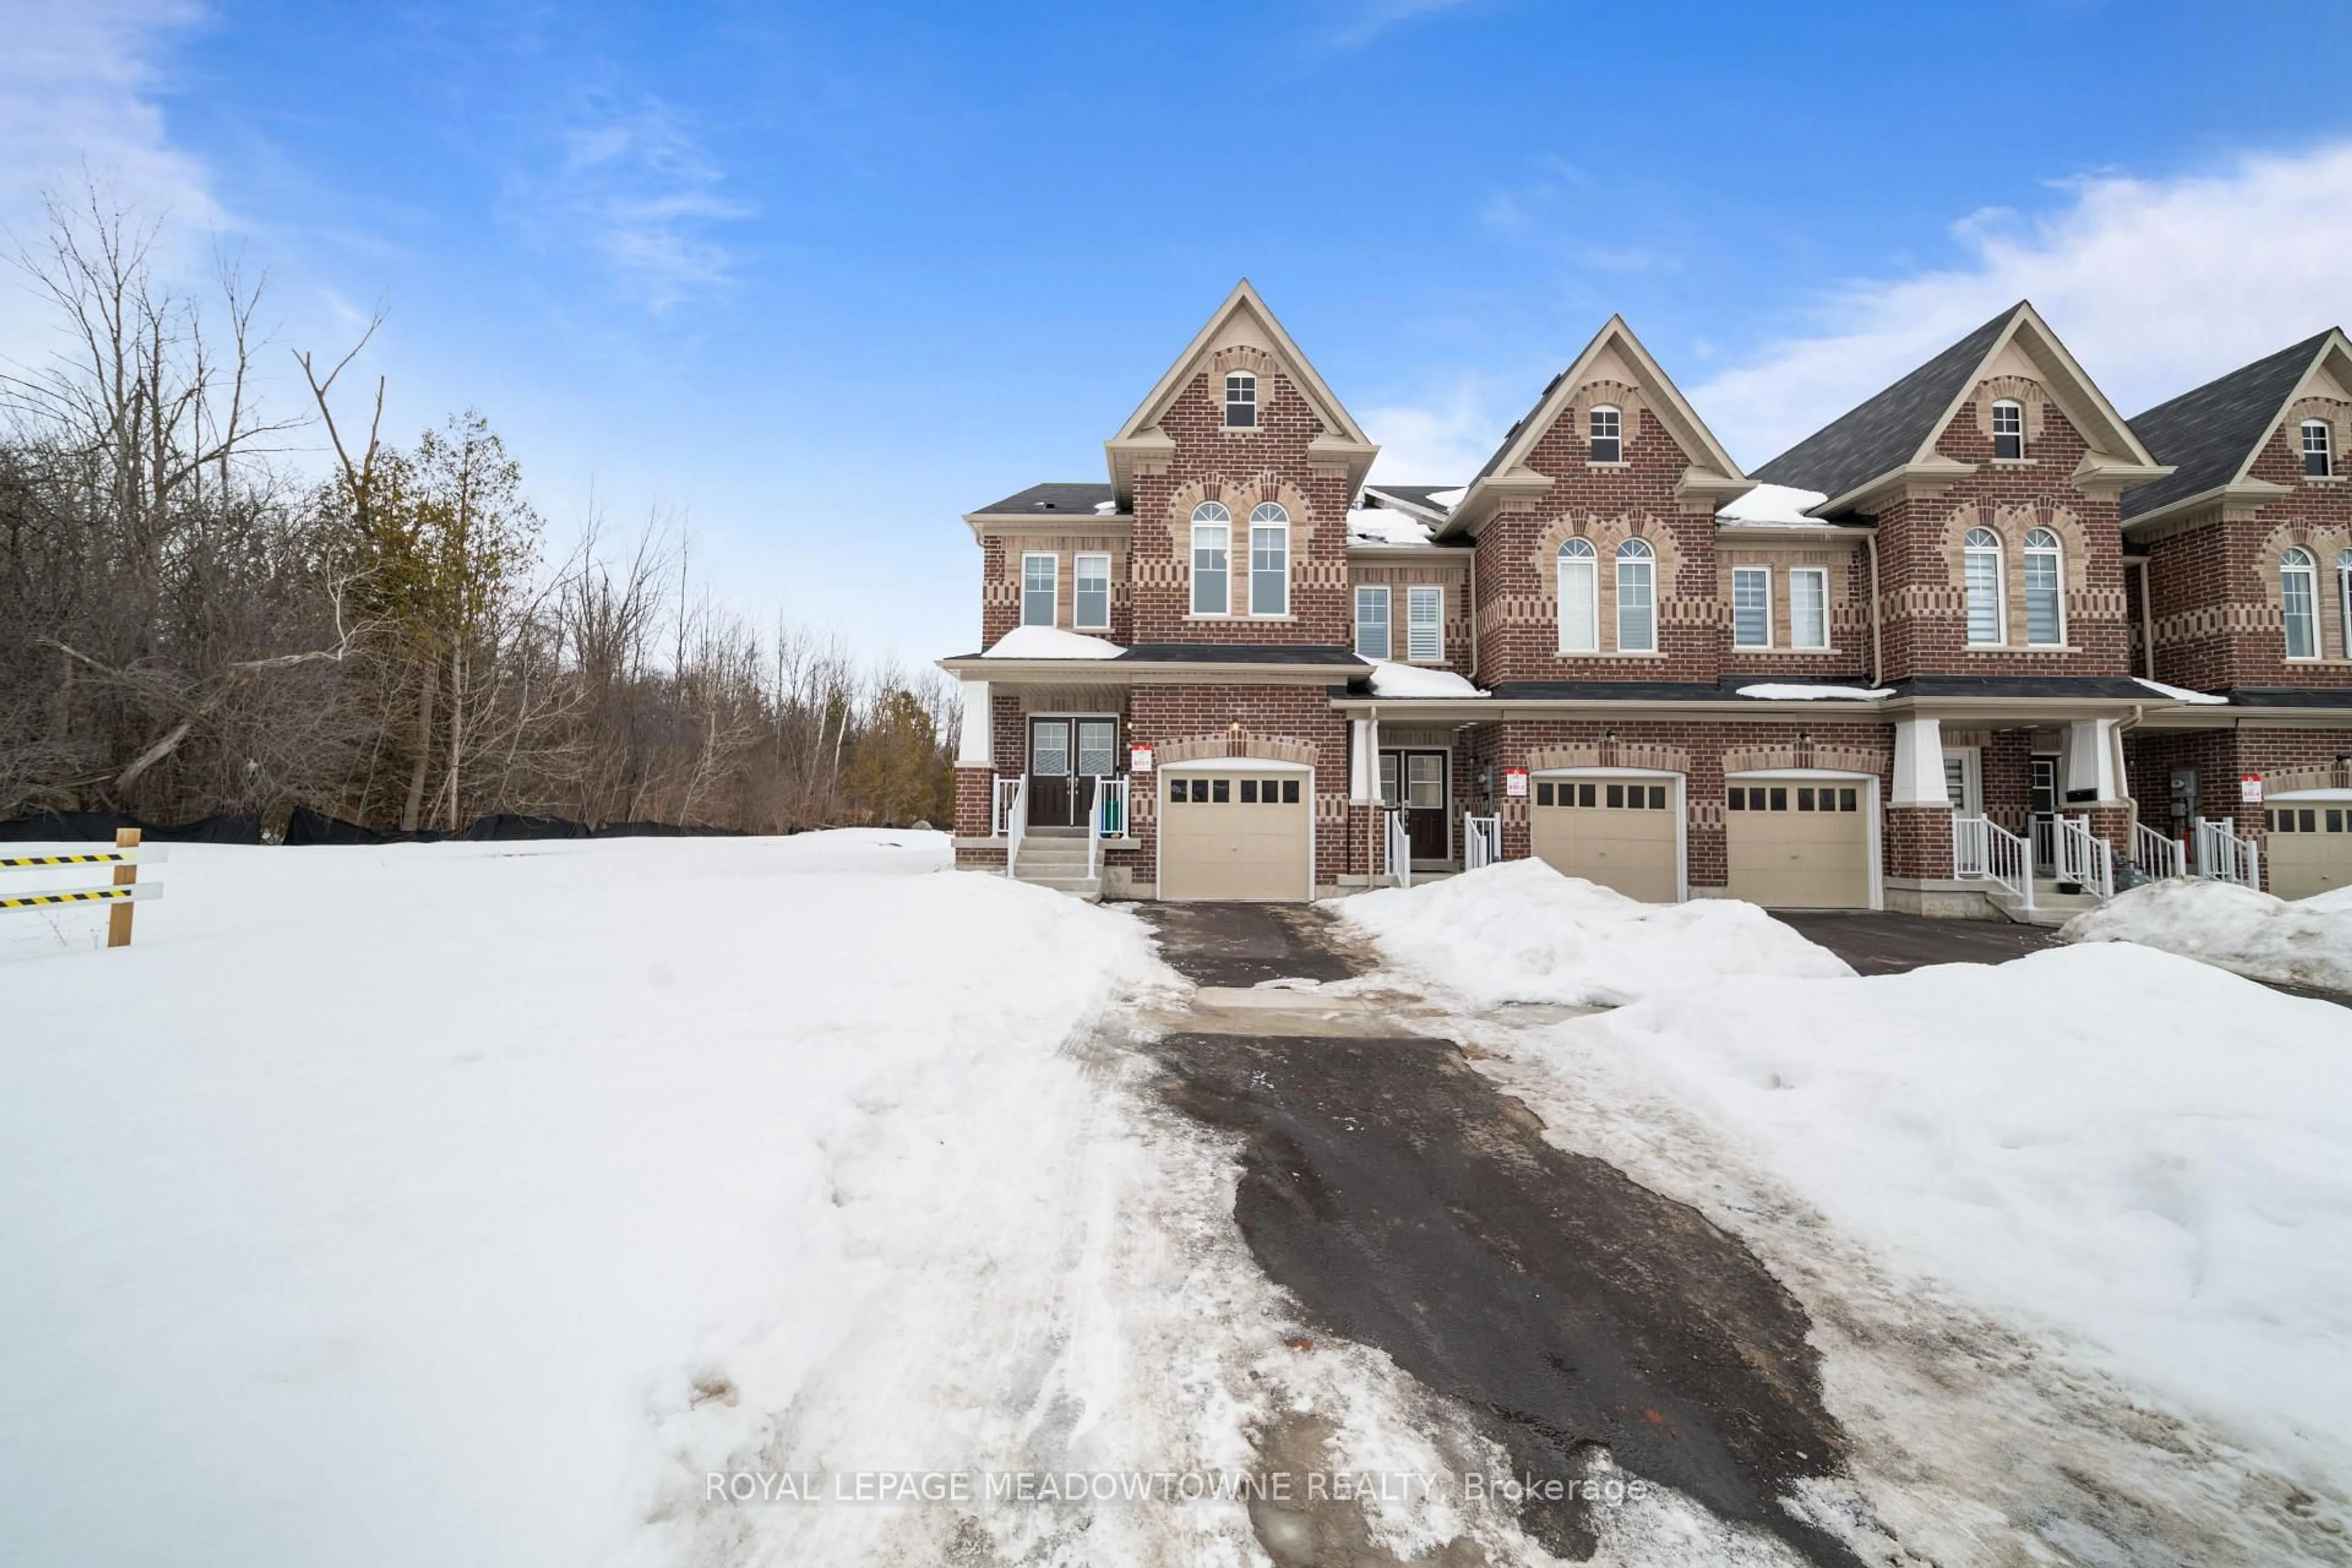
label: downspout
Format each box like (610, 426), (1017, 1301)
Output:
(1865, 533), (1885, 687)
(2117, 703), (2145, 841)
(2134, 558), (2157, 680)
(1466, 546), (1479, 683)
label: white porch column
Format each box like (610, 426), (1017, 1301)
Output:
(1349, 717), (1379, 802)
(2065, 718), (2122, 802)
(956, 680), (993, 767)
(1890, 714), (1948, 806)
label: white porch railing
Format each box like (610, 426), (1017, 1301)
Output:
(2193, 816), (2260, 888)
(1383, 808), (1412, 889)
(2134, 821), (2185, 881)
(1953, 815), (2034, 913)
(1463, 813), (1502, 872)
(2052, 813), (2114, 902)
(1088, 777), (1131, 883)
(993, 775), (1028, 880)
(2030, 814), (2058, 875)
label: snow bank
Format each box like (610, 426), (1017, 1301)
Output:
(1335, 858), (1852, 1007)
(1366, 659), (1486, 698)
(1735, 683), (1891, 701)
(1717, 482), (1828, 524)
(1533, 943), (2352, 1465)
(982, 625), (1124, 659)
(2060, 876), (2352, 992)
(1346, 507), (1435, 546)
(0, 834), (1159, 1565)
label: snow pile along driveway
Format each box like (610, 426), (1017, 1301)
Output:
(1336, 858), (1852, 1008)
(2060, 876), (2352, 992)
(1525, 942), (2352, 1472)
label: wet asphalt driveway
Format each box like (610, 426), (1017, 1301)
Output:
(1135, 903), (1860, 1566)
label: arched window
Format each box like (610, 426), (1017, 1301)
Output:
(1964, 527), (2005, 644)
(1247, 502), (1289, 616)
(1557, 538), (1597, 652)
(2340, 550), (2352, 658)
(2282, 547), (2318, 659)
(2022, 527), (2064, 646)
(1224, 372), (1257, 429)
(1589, 405), (1623, 464)
(1991, 399), (2025, 459)
(1615, 537), (1655, 652)
(2304, 419), (2334, 478)
(1191, 501), (1231, 615)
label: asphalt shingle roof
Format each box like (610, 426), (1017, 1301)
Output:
(2120, 333), (2331, 521)
(968, 482), (1121, 517)
(1751, 307), (2018, 504)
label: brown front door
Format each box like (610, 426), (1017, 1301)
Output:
(1029, 717), (1118, 829)
(1380, 750), (1451, 864)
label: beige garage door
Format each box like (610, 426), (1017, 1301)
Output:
(1158, 770), (1311, 902)
(1726, 778), (1871, 908)
(1530, 776), (1679, 902)
(2266, 800), (2352, 900)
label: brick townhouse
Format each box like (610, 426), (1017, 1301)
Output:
(938, 281), (2352, 913)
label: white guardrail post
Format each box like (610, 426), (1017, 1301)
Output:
(0, 831), (167, 945)
(1463, 813), (1500, 871)
(1088, 777), (1129, 884)
(1384, 808), (1411, 889)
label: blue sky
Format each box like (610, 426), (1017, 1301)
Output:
(9, 0), (2352, 662)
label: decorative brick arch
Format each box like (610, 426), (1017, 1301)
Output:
(1972, 375), (2050, 442)
(1722, 744), (1888, 777)
(1528, 743), (1691, 774)
(1163, 474), (1322, 614)
(1566, 380), (1651, 453)
(1155, 733), (1321, 766)
(2263, 764), (2352, 795)
(1939, 497), (2102, 646)
(2258, 521), (2351, 658)
(1531, 511), (1687, 651)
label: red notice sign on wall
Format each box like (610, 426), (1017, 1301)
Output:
(2240, 773), (2263, 803)
(1130, 745), (1154, 774)
(1504, 767), (1529, 797)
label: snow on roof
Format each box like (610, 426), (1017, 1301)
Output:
(1717, 483), (1830, 526)
(1368, 660), (1486, 698)
(1427, 487), (1465, 508)
(1347, 507), (1435, 547)
(980, 627), (1125, 660)
(1092, 499), (1116, 514)
(1735, 683), (1892, 701)
(2134, 677), (2228, 705)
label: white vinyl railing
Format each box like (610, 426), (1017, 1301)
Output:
(2193, 816), (2260, 889)
(2030, 814), (2058, 875)
(994, 775), (1028, 880)
(2052, 813), (2114, 902)
(1384, 808), (1412, 889)
(1463, 813), (1502, 872)
(1088, 777), (1130, 883)
(1952, 815), (2034, 913)
(2134, 821), (2185, 881)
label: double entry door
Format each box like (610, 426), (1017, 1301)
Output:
(1028, 716), (1118, 828)
(1379, 748), (1450, 862)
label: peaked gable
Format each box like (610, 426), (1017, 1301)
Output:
(1449, 315), (1750, 532)
(1755, 302), (2165, 511)
(2124, 329), (2348, 522)
(1103, 280), (1376, 503)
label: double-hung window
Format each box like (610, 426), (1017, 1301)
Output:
(1557, 538), (1597, 652)
(1991, 399), (2025, 459)
(1190, 502), (1231, 615)
(1354, 585), (1391, 660)
(1589, 406), (1622, 463)
(2022, 528), (2063, 645)
(1020, 552), (1057, 627)
(1224, 373), (1257, 428)
(1731, 567), (1770, 647)
(1073, 552), (1111, 631)
(1248, 503), (1289, 616)
(2305, 420), (2334, 478)
(2283, 548), (2318, 659)
(1789, 567), (1829, 649)
(1615, 538), (1655, 652)
(2341, 551), (2352, 658)
(1406, 586), (1443, 662)
(1964, 528), (2004, 644)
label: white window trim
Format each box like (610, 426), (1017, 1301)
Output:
(2339, 551), (2352, 659)
(2021, 529), (2065, 647)
(1615, 539), (1656, 654)
(1354, 584), (1392, 662)
(1405, 584), (1444, 663)
(1191, 503), (1231, 617)
(1020, 551), (1058, 628)
(1072, 551), (1112, 631)
(1248, 504), (1290, 618)
(1224, 371), (1258, 429)
(1558, 540), (1599, 653)
(1588, 404), (1624, 464)
(1731, 565), (1772, 649)
(2283, 548), (2320, 661)
(2304, 419), (2334, 478)
(1785, 565), (1830, 650)
(1991, 399), (2026, 460)
(1963, 529), (2006, 646)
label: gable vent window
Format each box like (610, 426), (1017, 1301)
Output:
(1991, 399), (2025, 460)
(1224, 372), (1257, 429)
(1964, 527), (2005, 644)
(1589, 405), (1623, 464)
(2305, 420), (2334, 478)
(2283, 547), (2318, 660)
(1021, 552), (1057, 628)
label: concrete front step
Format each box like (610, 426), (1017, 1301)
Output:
(1989, 888), (2105, 927)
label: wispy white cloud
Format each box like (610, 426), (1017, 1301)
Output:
(535, 96), (754, 309)
(1330, 0), (1480, 48)
(1362, 382), (1506, 483)
(1694, 143), (2352, 466)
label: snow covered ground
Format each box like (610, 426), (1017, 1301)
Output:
(1345, 868), (2352, 1559)
(2062, 875), (2352, 992)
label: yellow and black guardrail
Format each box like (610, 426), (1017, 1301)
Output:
(1, 832), (165, 946)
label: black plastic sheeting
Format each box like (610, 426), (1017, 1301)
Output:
(591, 820), (748, 839)
(461, 813), (589, 842)
(0, 810), (265, 844)
(281, 808), (450, 846)
(281, 807), (748, 845)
